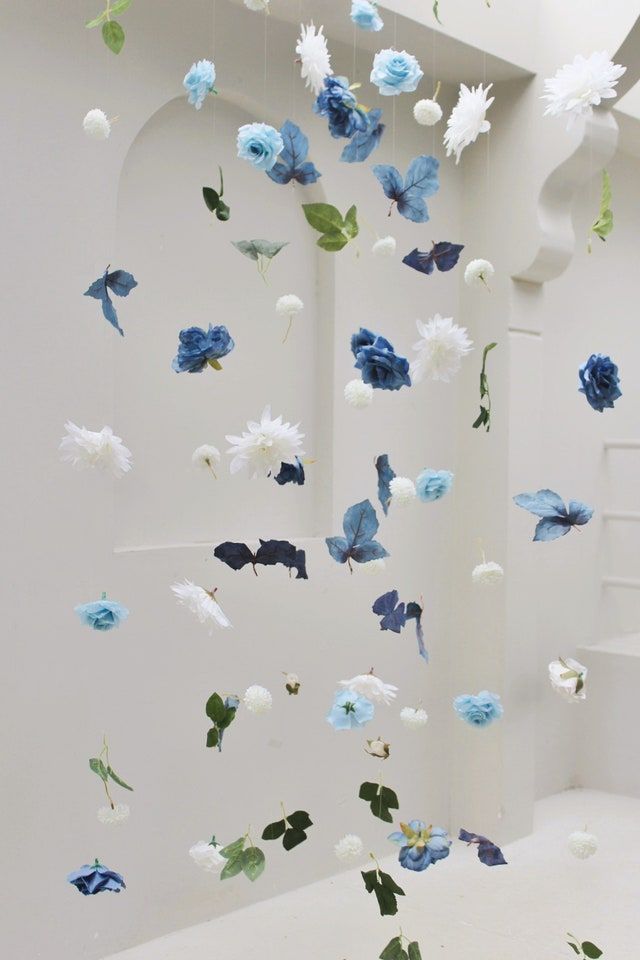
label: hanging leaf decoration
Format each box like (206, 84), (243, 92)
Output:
(361, 866), (405, 916)
(302, 202), (359, 251)
(588, 170), (613, 252)
(84, 265), (138, 336)
(213, 539), (308, 579)
(220, 835), (266, 882)
(203, 167), (230, 221)
(261, 808), (313, 850)
(458, 828), (507, 866)
(267, 120), (321, 185)
(512, 489), (594, 542)
(472, 342), (497, 432)
(359, 780), (400, 822)
(375, 454), (396, 516)
(341, 109), (385, 163)
(205, 693), (239, 751)
(86, 0), (131, 54)
(273, 458), (305, 486)
(231, 239), (289, 280)
(402, 241), (465, 276)
(325, 500), (389, 570)
(380, 935), (423, 960)
(372, 156), (439, 222)
(372, 592), (427, 663)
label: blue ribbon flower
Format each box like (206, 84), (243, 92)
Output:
(67, 860), (126, 895)
(172, 325), (235, 373)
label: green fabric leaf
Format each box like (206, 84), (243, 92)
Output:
(379, 937), (405, 960)
(317, 232), (348, 252)
(232, 240), (288, 261)
(590, 170), (613, 244)
(302, 203), (345, 234)
(110, 0), (132, 13)
(286, 810), (313, 830)
(220, 855), (244, 880)
(89, 757), (109, 782)
(206, 727), (219, 748)
(581, 944), (603, 959)
(242, 846), (266, 881)
(203, 187), (220, 213)
(359, 781), (379, 801)
(102, 19), (125, 53)
(343, 205), (359, 239)
(107, 766), (133, 791)
(220, 837), (245, 859)
(216, 201), (230, 221)
(361, 869), (404, 917)
(407, 942), (422, 960)
(361, 869), (378, 893)
(433, 0), (441, 23)
(205, 693), (226, 723)
(86, 12), (107, 28)
(379, 871), (405, 896)
(262, 819), (287, 840)
(567, 946), (580, 956)
(472, 342), (497, 432)
(282, 828), (307, 850)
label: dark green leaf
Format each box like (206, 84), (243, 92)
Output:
(379, 871), (405, 896)
(282, 828), (307, 850)
(581, 944), (603, 959)
(107, 766), (133, 791)
(379, 786), (399, 810)
(102, 19), (125, 53)
(567, 946), (580, 956)
(343, 205), (359, 239)
(220, 837), (245, 859)
(203, 187), (220, 213)
(89, 758), (109, 782)
(361, 869), (378, 893)
(302, 203), (345, 234)
(262, 819), (286, 841)
(220, 855), (244, 880)
(218, 166), (224, 197)
(217, 706), (237, 731)
(205, 693), (226, 723)
(206, 727), (219, 748)
(286, 810), (313, 830)
(242, 846), (266, 881)
(379, 937), (405, 960)
(374, 883), (400, 916)
(359, 781), (379, 801)
(407, 942), (422, 960)
(216, 201), (230, 222)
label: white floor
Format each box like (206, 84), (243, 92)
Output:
(106, 790), (639, 959)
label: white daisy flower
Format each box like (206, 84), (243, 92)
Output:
(97, 803), (130, 824)
(171, 580), (231, 630)
(410, 315), (474, 384)
(372, 235), (396, 257)
(339, 673), (397, 705)
(413, 98), (442, 126)
(226, 405), (305, 478)
(444, 83), (494, 164)
(192, 444), (220, 477)
(472, 561), (504, 585)
(542, 52), (626, 127)
(464, 258), (494, 289)
(389, 476), (417, 507)
(400, 706), (428, 729)
(548, 657), (587, 702)
(361, 557), (386, 575)
(189, 839), (226, 872)
(334, 833), (364, 862)
(243, 684), (273, 714)
(83, 108), (111, 140)
(59, 421), (132, 478)
(344, 379), (374, 408)
(567, 830), (598, 859)
(296, 22), (333, 95)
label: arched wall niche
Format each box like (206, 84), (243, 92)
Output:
(113, 91), (335, 550)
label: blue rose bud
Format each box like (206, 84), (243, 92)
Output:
(370, 48), (424, 96)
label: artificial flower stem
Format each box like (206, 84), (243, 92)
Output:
(282, 314), (294, 344)
(432, 80), (442, 102)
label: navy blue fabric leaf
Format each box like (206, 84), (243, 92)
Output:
(406, 601), (427, 663)
(274, 458), (305, 486)
(266, 120), (321, 186)
(459, 829), (507, 867)
(513, 489), (593, 542)
(213, 539), (308, 578)
(213, 542), (255, 571)
(375, 454), (396, 516)
(84, 266), (138, 336)
(372, 590), (407, 633)
(402, 241), (464, 276)
(325, 499), (389, 567)
(372, 155), (439, 223)
(341, 109), (385, 163)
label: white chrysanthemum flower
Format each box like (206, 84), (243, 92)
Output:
(472, 561), (504, 585)
(97, 803), (130, 824)
(344, 379), (374, 409)
(548, 657), (587, 702)
(83, 108), (111, 140)
(410, 315), (474, 384)
(339, 673), (398, 705)
(413, 98), (442, 126)
(568, 830), (598, 859)
(59, 421), (132, 478)
(400, 706), (428, 729)
(389, 476), (417, 507)
(444, 83), (494, 164)
(189, 840), (226, 872)
(372, 235), (396, 257)
(244, 0), (270, 10)
(244, 684), (273, 714)
(192, 444), (220, 476)
(296, 22), (333, 95)
(542, 52), (626, 127)
(361, 557), (386, 575)
(226, 405), (305, 478)
(334, 833), (364, 862)
(171, 580), (231, 630)
(464, 258), (494, 289)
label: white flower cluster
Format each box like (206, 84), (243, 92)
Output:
(59, 421), (132, 478)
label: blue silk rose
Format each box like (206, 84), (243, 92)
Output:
(314, 77), (369, 139)
(416, 468), (454, 502)
(370, 49), (423, 96)
(388, 821), (451, 872)
(351, 0), (383, 31)
(67, 860), (126, 895)
(172, 324), (235, 373)
(453, 691), (503, 728)
(578, 353), (622, 412)
(74, 595), (129, 631)
(236, 122), (284, 172)
(352, 328), (411, 391)
(183, 60), (216, 109)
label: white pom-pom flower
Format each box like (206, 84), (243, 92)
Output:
(542, 52), (626, 128)
(243, 684), (273, 714)
(83, 109), (111, 140)
(59, 421), (132, 478)
(400, 706), (428, 729)
(472, 561), (504, 585)
(548, 657), (587, 702)
(334, 833), (364, 862)
(413, 98), (442, 126)
(339, 673), (397, 705)
(189, 839), (226, 872)
(226, 405), (304, 478)
(410, 315), (474, 384)
(296, 23), (333, 95)
(192, 444), (220, 476)
(389, 476), (417, 507)
(568, 830), (598, 859)
(171, 580), (231, 630)
(344, 379), (374, 409)
(372, 235), (396, 257)
(444, 83), (494, 164)
(97, 803), (130, 825)
(276, 294), (304, 342)
(361, 557), (386, 575)
(464, 258), (494, 289)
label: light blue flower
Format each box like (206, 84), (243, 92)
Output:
(416, 469), (453, 502)
(351, 0), (384, 32)
(388, 821), (451, 872)
(453, 691), (503, 728)
(237, 122), (284, 172)
(370, 48), (423, 96)
(74, 595), (129, 631)
(326, 688), (374, 730)
(67, 860), (126, 895)
(183, 60), (216, 110)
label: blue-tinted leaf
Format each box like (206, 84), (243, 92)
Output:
(567, 500), (594, 526)
(533, 517), (572, 542)
(106, 269), (138, 298)
(84, 266), (138, 336)
(513, 489), (567, 519)
(402, 241), (464, 276)
(325, 536), (350, 564)
(341, 109), (385, 163)
(373, 155), (439, 223)
(459, 828), (507, 866)
(267, 120), (321, 186)
(515, 489), (592, 542)
(373, 591), (406, 633)
(406, 601), (427, 663)
(213, 542), (256, 571)
(351, 541), (389, 563)
(375, 454), (396, 516)
(214, 539), (308, 578)
(274, 458), (305, 486)
(326, 499), (389, 567)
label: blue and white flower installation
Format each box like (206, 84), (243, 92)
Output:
(453, 691), (503, 728)
(237, 123), (284, 171)
(172, 325), (235, 373)
(327, 688), (375, 730)
(183, 59), (216, 109)
(67, 860), (126, 895)
(578, 353), (622, 412)
(75, 594), (129, 631)
(370, 49), (424, 96)
(388, 821), (451, 871)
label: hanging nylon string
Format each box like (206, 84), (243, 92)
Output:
(212, 0), (217, 136)
(392, 13), (398, 165)
(263, 9), (268, 111)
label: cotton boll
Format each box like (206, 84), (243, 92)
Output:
(276, 294), (304, 317)
(83, 109), (111, 140)
(413, 98), (442, 126)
